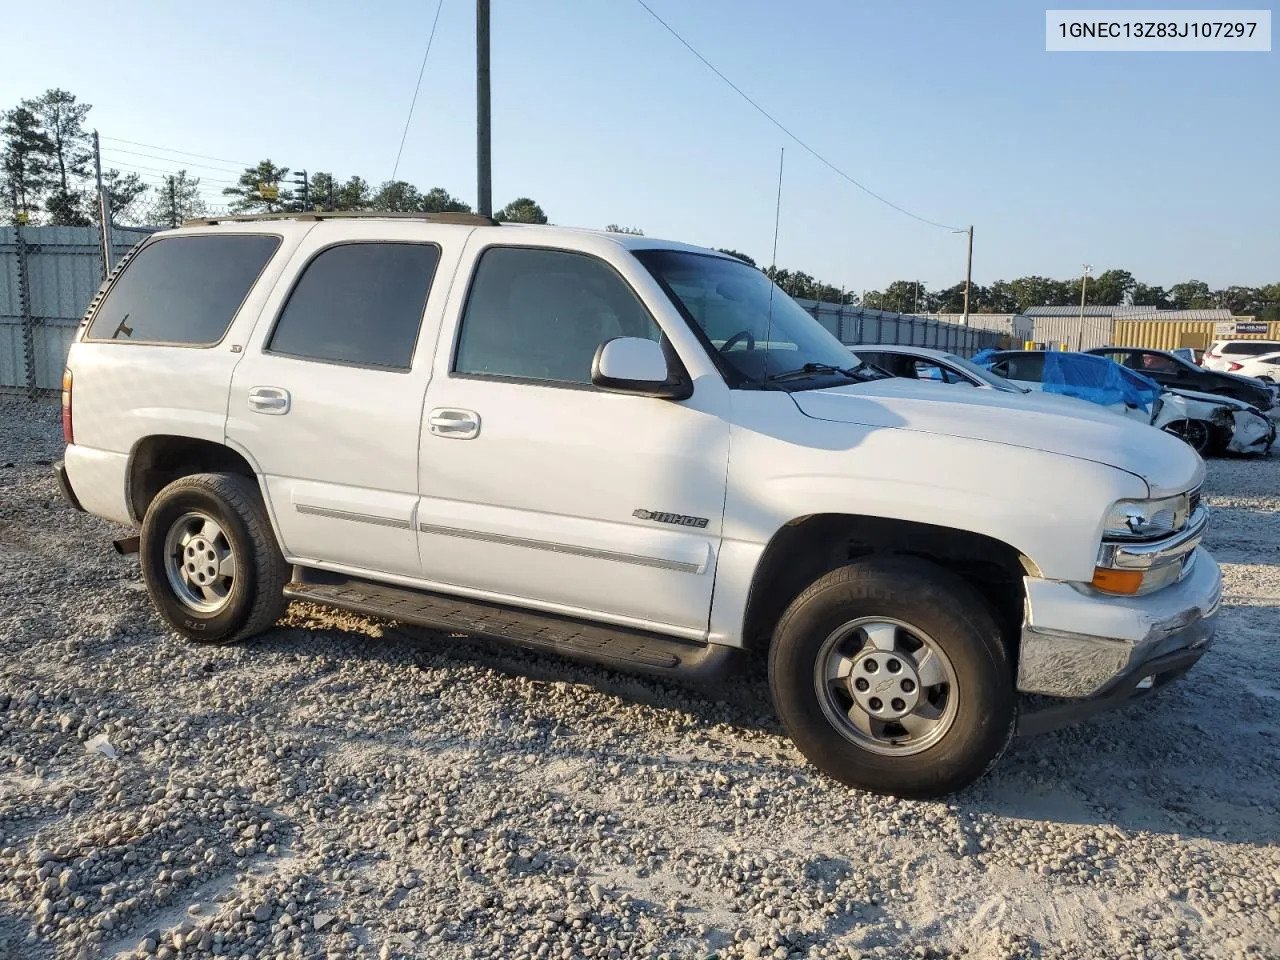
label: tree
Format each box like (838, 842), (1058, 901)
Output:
(1086, 268), (1135, 306)
(308, 173), (372, 211)
(308, 171), (337, 210)
(605, 224), (644, 235)
(333, 176), (371, 211)
(495, 197), (547, 224)
(1211, 285), (1262, 314)
(23, 89), (93, 225)
(1169, 280), (1212, 310)
(45, 189), (90, 226)
(224, 159), (292, 213)
(1130, 283), (1171, 308)
(1, 106), (54, 223)
(370, 180), (421, 212)
(716, 248), (756, 266)
(420, 186), (471, 213)
(1003, 276), (1073, 313)
(1255, 283), (1280, 321)
(142, 170), (206, 226)
(93, 169), (148, 225)
(878, 280), (931, 314)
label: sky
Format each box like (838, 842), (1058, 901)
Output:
(4, 0), (1277, 292)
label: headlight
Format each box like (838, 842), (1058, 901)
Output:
(1103, 494), (1190, 540)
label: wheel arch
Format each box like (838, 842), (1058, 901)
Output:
(739, 513), (1033, 658)
(126, 434), (261, 525)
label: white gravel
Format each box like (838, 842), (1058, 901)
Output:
(1, 398), (1278, 960)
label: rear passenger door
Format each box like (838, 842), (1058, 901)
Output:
(226, 222), (467, 578)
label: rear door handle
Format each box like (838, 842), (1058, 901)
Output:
(248, 386), (291, 415)
(428, 408), (480, 439)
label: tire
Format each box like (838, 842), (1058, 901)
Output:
(1162, 419), (1212, 455)
(139, 472), (289, 644)
(769, 557), (1015, 798)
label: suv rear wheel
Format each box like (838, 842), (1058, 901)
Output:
(139, 472), (288, 644)
(769, 557), (1015, 798)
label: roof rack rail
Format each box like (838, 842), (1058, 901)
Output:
(181, 210), (499, 228)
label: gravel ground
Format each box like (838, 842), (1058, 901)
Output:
(1, 399), (1277, 960)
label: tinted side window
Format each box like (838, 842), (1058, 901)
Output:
(454, 247), (660, 384)
(86, 234), (279, 344)
(1002, 354), (1046, 381)
(1228, 341), (1280, 356)
(268, 243), (440, 369)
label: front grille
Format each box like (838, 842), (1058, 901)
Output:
(1189, 484), (1202, 515)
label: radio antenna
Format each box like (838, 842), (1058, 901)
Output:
(762, 145), (784, 386)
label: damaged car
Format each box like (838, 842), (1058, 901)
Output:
(977, 349), (1275, 456)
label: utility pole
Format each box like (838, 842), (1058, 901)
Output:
(1077, 264), (1092, 351)
(476, 0), (492, 218)
(168, 176), (177, 228)
(954, 225), (974, 326)
(92, 130), (112, 278)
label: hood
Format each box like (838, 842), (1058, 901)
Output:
(1166, 387), (1252, 412)
(791, 378), (1202, 497)
(1214, 369), (1274, 400)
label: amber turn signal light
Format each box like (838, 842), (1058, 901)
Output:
(1091, 567), (1143, 594)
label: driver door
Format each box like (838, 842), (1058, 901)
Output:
(415, 242), (730, 637)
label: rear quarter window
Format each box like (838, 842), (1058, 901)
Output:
(85, 234), (280, 345)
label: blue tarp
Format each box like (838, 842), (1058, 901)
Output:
(972, 349), (1163, 412)
(1041, 353), (1162, 412)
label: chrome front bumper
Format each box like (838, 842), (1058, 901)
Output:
(1016, 545), (1221, 700)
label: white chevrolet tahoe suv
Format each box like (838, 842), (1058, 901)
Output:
(55, 212), (1221, 797)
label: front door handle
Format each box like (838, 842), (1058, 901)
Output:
(428, 408), (481, 439)
(248, 386), (291, 415)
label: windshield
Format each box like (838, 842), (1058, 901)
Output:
(941, 353), (1027, 393)
(635, 249), (866, 387)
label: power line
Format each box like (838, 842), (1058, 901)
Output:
(101, 146), (243, 174)
(631, 0), (962, 232)
(392, 0), (446, 182)
(103, 159), (239, 184)
(100, 135), (251, 167)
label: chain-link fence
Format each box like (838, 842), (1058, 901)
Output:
(794, 299), (1007, 356)
(1, 225), (155, 398)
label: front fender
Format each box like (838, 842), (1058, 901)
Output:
(706, 396), (1145, 646)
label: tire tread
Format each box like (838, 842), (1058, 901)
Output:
(141, 472), (288, 644)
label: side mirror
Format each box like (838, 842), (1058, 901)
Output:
(591, 337), (692, 400)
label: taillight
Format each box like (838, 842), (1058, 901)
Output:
(1227, 362), (1243, 371)
(61, 368), (73, 444)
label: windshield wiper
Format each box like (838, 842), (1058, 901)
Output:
(768, 362), (865, 383)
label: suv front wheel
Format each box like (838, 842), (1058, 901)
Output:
(769, 557), (1015, 798)
(139, 472), (289, 644)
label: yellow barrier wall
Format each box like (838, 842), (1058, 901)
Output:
(1112, 320), (1280, 351)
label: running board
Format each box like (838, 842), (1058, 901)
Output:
(283, 576), (738, 683)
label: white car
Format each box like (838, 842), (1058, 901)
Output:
(55, 211), (1220, 798)
(984, 350), (1274, 456)
(1216, 348), (1280, 382)
(1203, 339), (1280, 379)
